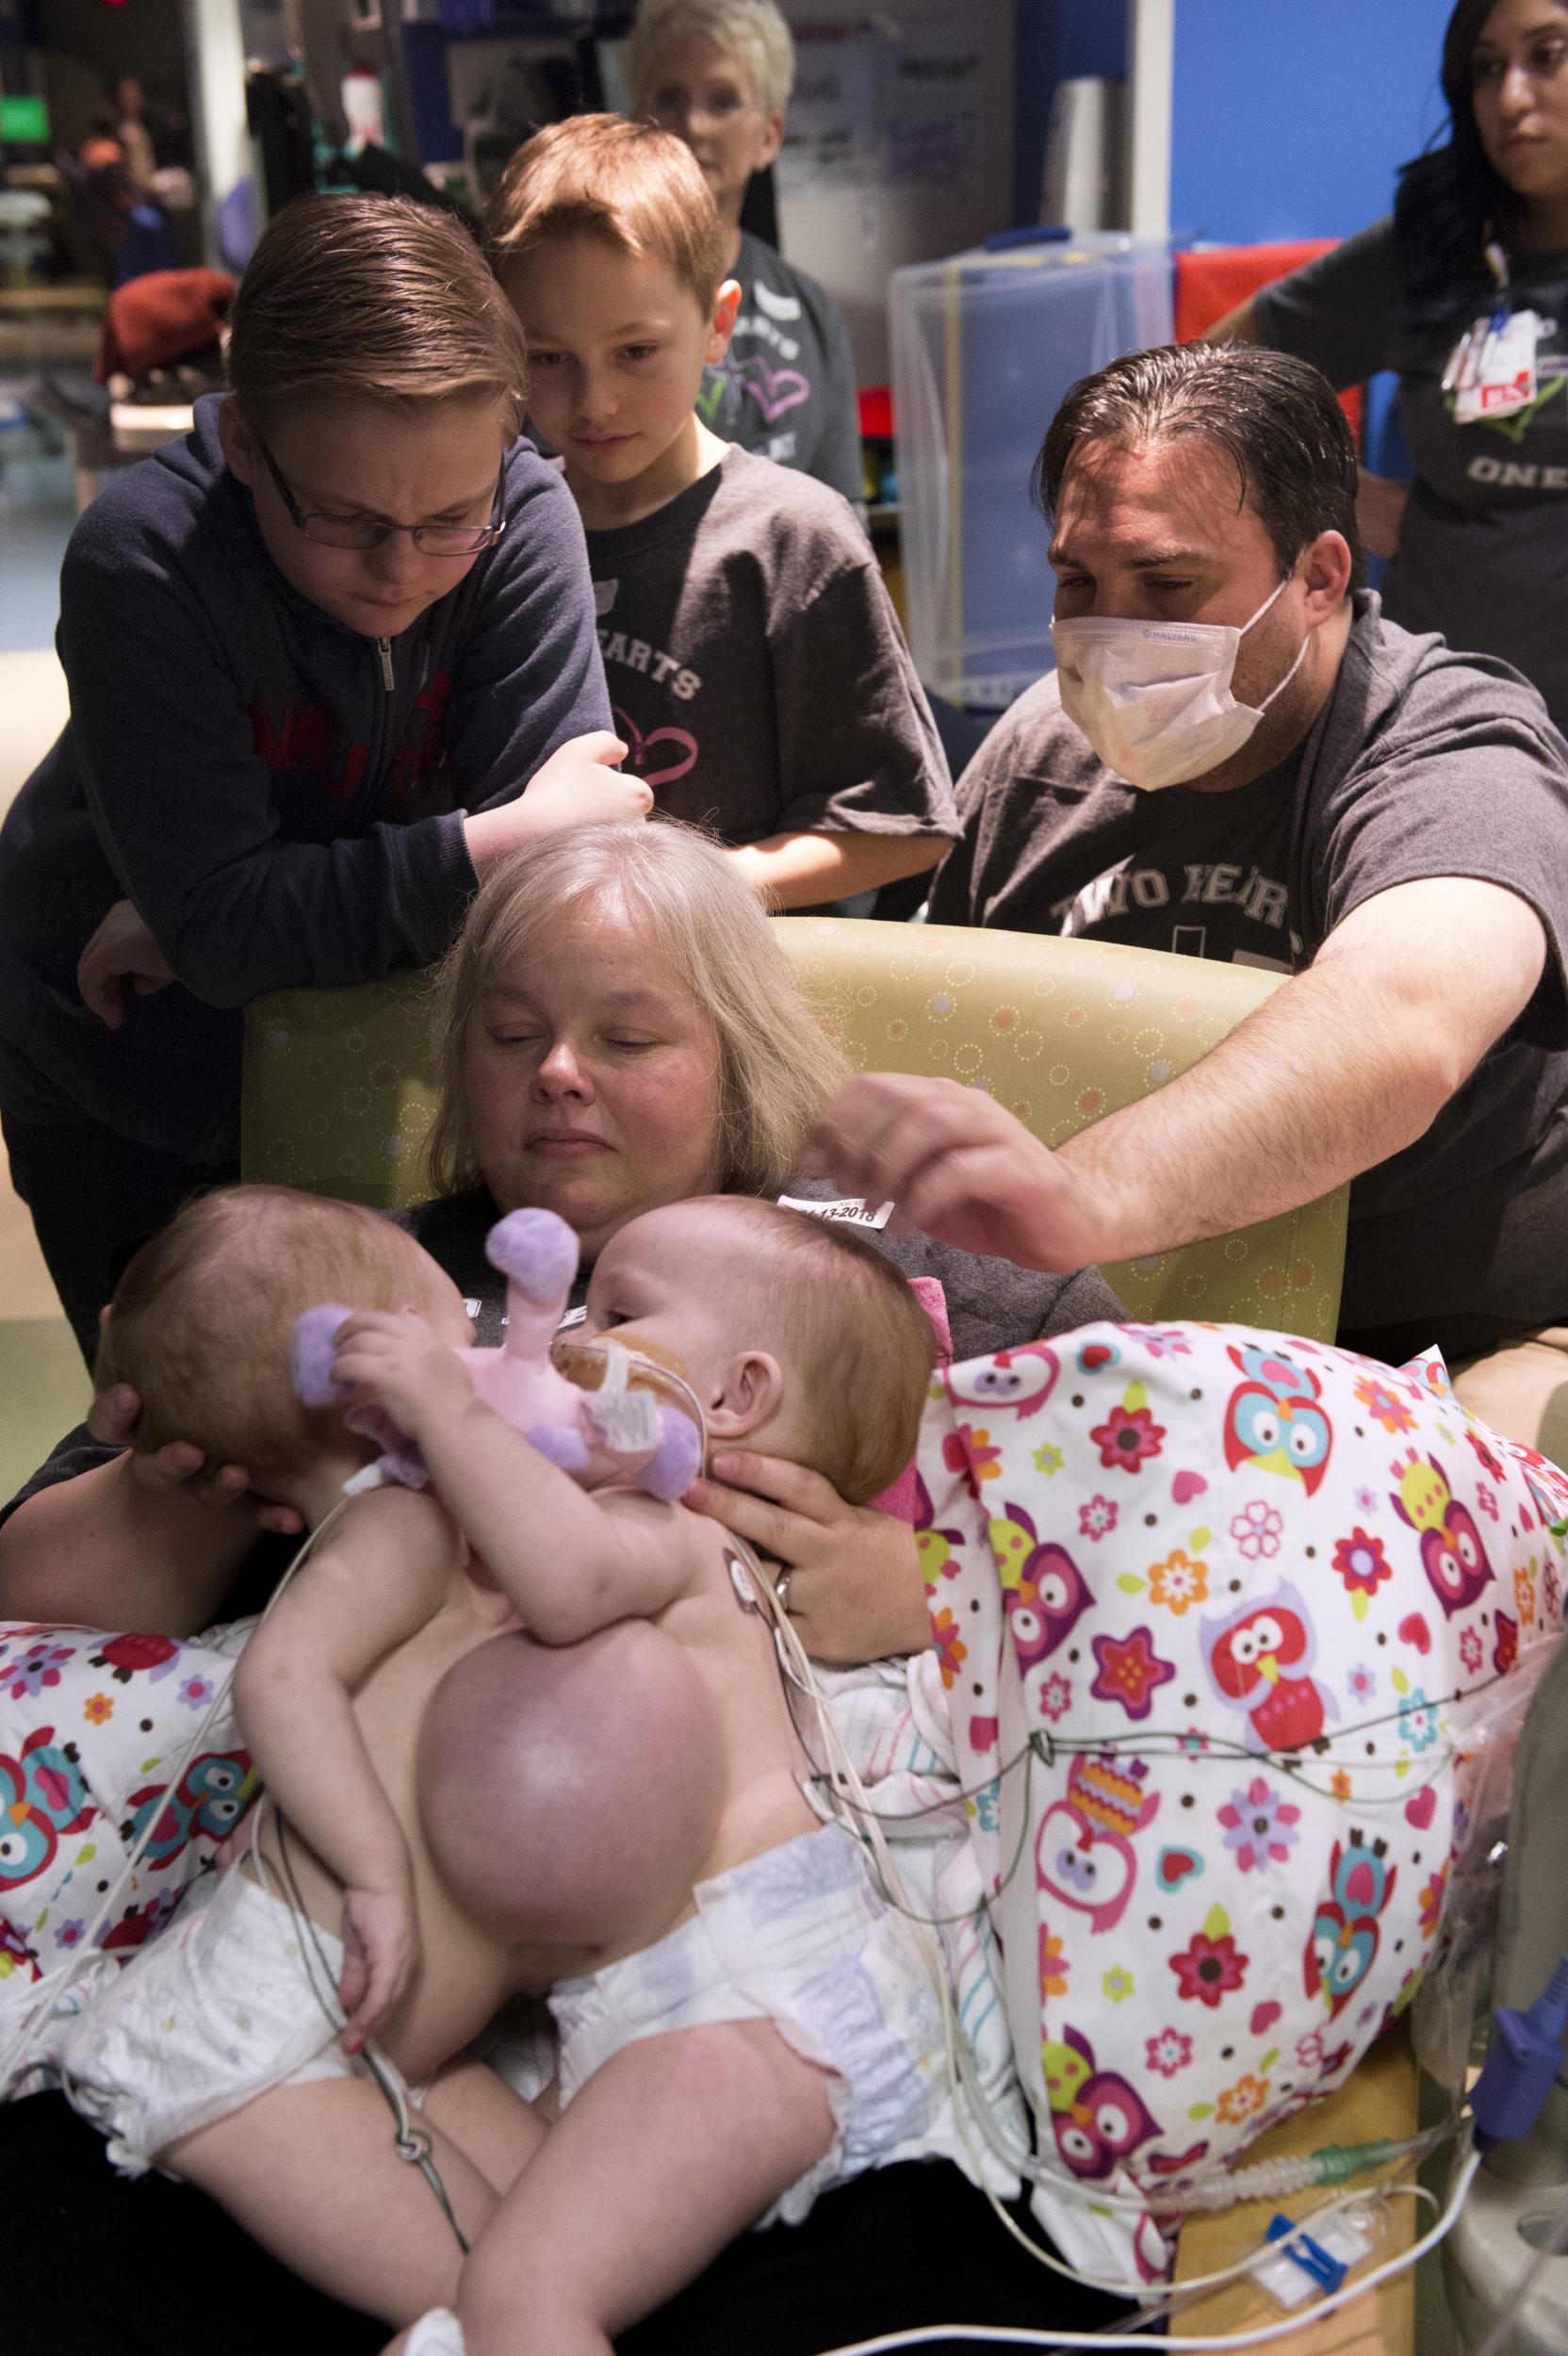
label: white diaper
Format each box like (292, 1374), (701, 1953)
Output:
(45, 1863), (397, 2176)
(547, 1824), (957, 2226)
(405, 2310), (466, 2356)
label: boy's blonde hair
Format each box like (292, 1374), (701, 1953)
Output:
(227, 194), (529, 434)
(624, 0), (796, 118)
(427, 820), (850, 1207)
(696, 1199), (937, 1505)
(484, 115), (727, 314)
(96, 1187), (457, 1480)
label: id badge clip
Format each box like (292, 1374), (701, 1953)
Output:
(1448, 308), (1540, 422)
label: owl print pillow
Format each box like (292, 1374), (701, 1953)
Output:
(0, 1618), (253, 2043)
(912, 1324), (1568, 2285)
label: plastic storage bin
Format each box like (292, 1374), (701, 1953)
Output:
(890, 233), (1172, 712)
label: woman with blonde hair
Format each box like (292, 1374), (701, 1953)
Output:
(0, 817), (1125, 2356)
(0, 192), (645, 1367)
(623, 0), (863, 505)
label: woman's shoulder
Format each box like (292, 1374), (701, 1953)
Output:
(736, 233), (850, 350)
(773, 1178), (1123, 1357)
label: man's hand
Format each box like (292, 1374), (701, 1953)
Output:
(805, 1072), (1103, 1272)
(77, 899), (174, 1029)
(89, 1382), (303, 1536)
(685, 1449), (933, 1663)
(337, 1878), (417, 2053)
(464, 733), (650, 874)
(329, 1310), (473, 1441)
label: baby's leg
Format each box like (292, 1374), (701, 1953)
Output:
(162, 2072), (528, 2326)
(458, 2020), (836, 2356)
(423, 2051), (547, 2194)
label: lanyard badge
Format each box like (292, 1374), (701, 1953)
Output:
(1445, 236), (1541, 421)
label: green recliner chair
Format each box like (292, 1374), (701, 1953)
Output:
(242, 919), (1347, 1340)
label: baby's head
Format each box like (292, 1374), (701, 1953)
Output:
(580, 1198), (937, 1504)
(97, 1186), (471, 1489)
(483, 115), (734, 499)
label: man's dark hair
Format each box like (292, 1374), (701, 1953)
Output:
(1034, 342), (1364, 591)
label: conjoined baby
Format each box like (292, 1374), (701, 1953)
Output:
(46, 1182), (963, 2356)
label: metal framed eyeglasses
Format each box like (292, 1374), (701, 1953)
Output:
(256, 438), (507, 555)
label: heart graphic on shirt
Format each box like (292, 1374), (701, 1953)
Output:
(1404, 1786), (1438, 1830)
(1397, 1612), (1432, 1656)
(1249, 2002), (1282, 2037)
(968, 1715), (999, 1753)
(737, 355), (811, 424)
(612, 706), (699, 789)
(1170, 1471), (1208, 1505)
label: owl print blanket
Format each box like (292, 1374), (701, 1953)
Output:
(912, 1322), (1568, 2281)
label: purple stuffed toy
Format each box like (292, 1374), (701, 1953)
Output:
(290, 1207), (702, 1502)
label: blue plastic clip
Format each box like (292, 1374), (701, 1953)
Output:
(982, 224), (1073, 253)
(1265, 2215), (1348, 2296)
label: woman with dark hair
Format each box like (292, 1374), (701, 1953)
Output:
(1206, 0), (1568, 730)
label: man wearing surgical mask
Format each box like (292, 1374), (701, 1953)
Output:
(810, 343), (1568, 1455)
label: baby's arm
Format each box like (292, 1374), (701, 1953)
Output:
(329, 1313), (698, 1644)
(233, 1483), (456, 2046)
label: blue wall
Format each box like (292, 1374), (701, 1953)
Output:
(1168, 0), (1454, 243)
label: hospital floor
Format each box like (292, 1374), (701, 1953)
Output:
(0, 446), (92, 1497)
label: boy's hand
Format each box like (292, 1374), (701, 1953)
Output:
(686, 1452), (934, 1664)
(329, 1311), (473, 1439)
(77, 898), (174, 1029)
(90, 1383), (304, 1536)
(465, 733), (649, 873)
(337, 1881), (417, 2052)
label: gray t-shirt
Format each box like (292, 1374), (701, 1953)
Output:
(1253, 217), (1568, 728)
(928, 595), (1568, 1347)
(702, 231), (863, 507)
(585, 446), (956, 852)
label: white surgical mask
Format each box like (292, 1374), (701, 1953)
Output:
(1052, 578), (1308, 792)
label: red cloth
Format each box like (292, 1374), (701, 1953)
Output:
(858, 384), (894, 440)
(1174, 241), (1360, 435)
(95, 268), (237, 385)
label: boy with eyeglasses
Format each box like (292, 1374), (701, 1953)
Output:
(0, 194), (647, 1364)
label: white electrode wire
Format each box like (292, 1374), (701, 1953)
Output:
(0, 1496), (353, 2090)
(735, 1531), (1253, 2304)
(1468, 2166), (1568, 2356)
(801, 2144), (1482, 2356)
(736, 1539), (1481, 2310)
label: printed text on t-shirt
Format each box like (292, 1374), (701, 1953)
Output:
(596, 626), (700, 700)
